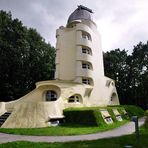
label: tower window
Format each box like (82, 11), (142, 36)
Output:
(82, 31), (91, 41)
(82, 78), (90, 85)
(82, 63), (90, 69)
(82, 62), (93, 70)
(46, 90), (57, 101)
(82, 48), (92, 55)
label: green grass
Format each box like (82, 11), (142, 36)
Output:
(0, 106), (148, 148)
(0, 120), (128, 136)
(123, 105), (145, 117)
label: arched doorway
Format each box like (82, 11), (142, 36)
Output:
(110, 92), (118, 105)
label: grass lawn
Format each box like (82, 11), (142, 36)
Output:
(0, 105), (145, 147)
(0, 126), (147, 148)
(0, 120), (128, 136)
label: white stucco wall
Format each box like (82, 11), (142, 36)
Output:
(55, 19), (119, 107)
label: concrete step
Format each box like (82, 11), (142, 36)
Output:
(0, 112), (11, 127)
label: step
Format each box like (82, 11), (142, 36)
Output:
(0, 112), (11, 127)
(0, 118), (5, 122)
(4, 112), (11, 115)
(0, 112), (11, 117)
(0, 122), (4, 126)
(1, 113), (11, 117)
(0, 116), (8, 119)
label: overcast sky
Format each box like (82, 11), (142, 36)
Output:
(0, 0), (148, 53)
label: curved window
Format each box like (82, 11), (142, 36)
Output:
(82, 77), (93, 85)
(82, 31), (91, 41)
(82, 46), (92, 55)
(82, 78), (90, 85)
(82, 62), (93, 70)
(46, 90), (57, 101)
(68, 95), (82, 103)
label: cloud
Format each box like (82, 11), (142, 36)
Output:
(94, 0), (148, 52)
(0, 0), (148, 53)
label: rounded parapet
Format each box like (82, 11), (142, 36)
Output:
(76, 28), (93, 48)
(76, 61), (93, 78)
(76, 68), (93, 78)
(76, 46), (93, 62)
(76, 23), (92, 34)
(76, 37), (92, 48)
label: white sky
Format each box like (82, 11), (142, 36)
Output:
(0, 0), (148, 53)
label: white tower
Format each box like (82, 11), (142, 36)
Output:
(55, 5), (119, 106)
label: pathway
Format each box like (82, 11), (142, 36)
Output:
(0, 117), (146, 144)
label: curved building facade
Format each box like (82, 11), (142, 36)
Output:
(55, 5), (119, 106)
(0, 6), (119, 128)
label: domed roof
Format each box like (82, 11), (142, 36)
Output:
(67, 5), (93, 24)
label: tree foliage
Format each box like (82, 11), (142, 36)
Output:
(104, 42), (148, 109)
(0, 11), (55, 101)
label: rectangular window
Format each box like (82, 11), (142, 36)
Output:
(68, 98), (75, 103)
(82, 48), (87, 53)
(82, 34), (87, 39)
(82, 63), (90, 69)
(82, 48), (91, 55)
(82, 78), (90, 85)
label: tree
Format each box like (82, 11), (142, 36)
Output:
(127, 42), (148, 108)
(0, 11), (55, 101)
(103, 49), (129, 104)
(103, 43), (148, 109)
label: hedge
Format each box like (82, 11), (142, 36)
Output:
(63, 108), (105, 126)
(63, 105), (144, 126)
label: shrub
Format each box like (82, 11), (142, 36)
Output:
(63, 105), (144, 126)
(63, 107), (105, 126)
(123, 105), (144, 118)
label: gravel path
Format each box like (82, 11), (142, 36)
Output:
(0, 117), (146, 144)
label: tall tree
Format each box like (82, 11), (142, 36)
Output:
(103, 43), (148, 109)
(127, 42), (148, 108)
(103, 49), (129, 104)
(0, 11), (55, 101)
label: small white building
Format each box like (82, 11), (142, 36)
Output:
(0, 6), (119, 128)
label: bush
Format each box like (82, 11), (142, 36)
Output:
(63, 107), (105, 126)
(123, 105), (144, 118)
(63, 105), (144, 126)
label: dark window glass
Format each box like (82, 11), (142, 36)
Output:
(46, 90), (57, 101)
